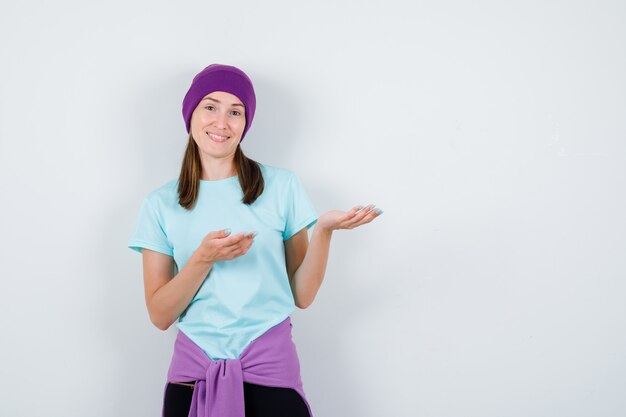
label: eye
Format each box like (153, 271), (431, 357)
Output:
(204, 105), (215, 111)
(231, 110), (242, 116)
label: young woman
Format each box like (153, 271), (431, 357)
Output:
(128, 63), (383, 417)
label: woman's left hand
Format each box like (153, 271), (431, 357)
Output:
(316, 204), (383, 232)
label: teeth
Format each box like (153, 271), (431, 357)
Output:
(208, 133), (229, 141)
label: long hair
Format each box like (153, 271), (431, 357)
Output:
(177, 132), (264, 210)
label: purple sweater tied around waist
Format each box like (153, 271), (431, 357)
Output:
(163, 316), (313, 417)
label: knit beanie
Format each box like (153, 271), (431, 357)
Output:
(182, 63), (256, 143)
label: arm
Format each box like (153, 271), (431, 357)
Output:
(284, 226), (333, 309)
(142, 249), (213, 330)
(284, 204), (383, 309)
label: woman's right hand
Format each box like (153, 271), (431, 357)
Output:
(192, 229), (256, 265)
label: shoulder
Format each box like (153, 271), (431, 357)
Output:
(144, 177), (179, 208)
(258, 162), (296, 184)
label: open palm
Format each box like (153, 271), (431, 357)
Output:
(317, 204), (383, 232)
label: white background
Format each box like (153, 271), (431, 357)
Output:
(1, 1), (624, 416)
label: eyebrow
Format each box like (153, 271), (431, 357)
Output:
(202, 97), (244, 107)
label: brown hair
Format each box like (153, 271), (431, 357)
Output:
(177, 132), (265, 210)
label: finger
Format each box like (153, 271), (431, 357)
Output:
(341, 208), (366, 228)
(228, 246), (245, 258)
(241, 235), (254, 250)
(224, 240), (248, 258)
(358, 203), (377, 216)
(344, 204), (375, 227)
(220, 232), (248, 247)
(352, 206), (382, 227)
(223, 231), (256, 249)
(235, 238), (254, 256)
(334, 207), (360, 226)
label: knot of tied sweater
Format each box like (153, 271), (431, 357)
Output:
(164, 317), (314, 417)
(189, 358), (246, 417)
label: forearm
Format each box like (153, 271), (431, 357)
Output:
(292, 226), (333, 308)
(149, 253), (213, 330)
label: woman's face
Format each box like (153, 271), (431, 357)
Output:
(190, 90), (246, 158)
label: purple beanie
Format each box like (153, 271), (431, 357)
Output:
(182, 63), (256, 143)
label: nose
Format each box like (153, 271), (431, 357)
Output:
(213, 110), (228, 129)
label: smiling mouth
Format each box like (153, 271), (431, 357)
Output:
(207, 132), (230, 143)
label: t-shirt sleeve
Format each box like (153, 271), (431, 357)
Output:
(127, 197), (174, 256)
(283, 172), (318, 241)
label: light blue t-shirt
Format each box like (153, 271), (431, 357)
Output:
(127, 162), (318, 360)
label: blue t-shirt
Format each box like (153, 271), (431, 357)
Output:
(127, 162), (318, 360)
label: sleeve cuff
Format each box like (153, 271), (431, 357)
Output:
(128, 240), (174, 257)
(283, 216), (318, 241)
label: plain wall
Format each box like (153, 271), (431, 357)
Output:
(0, 1), (624, 416)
